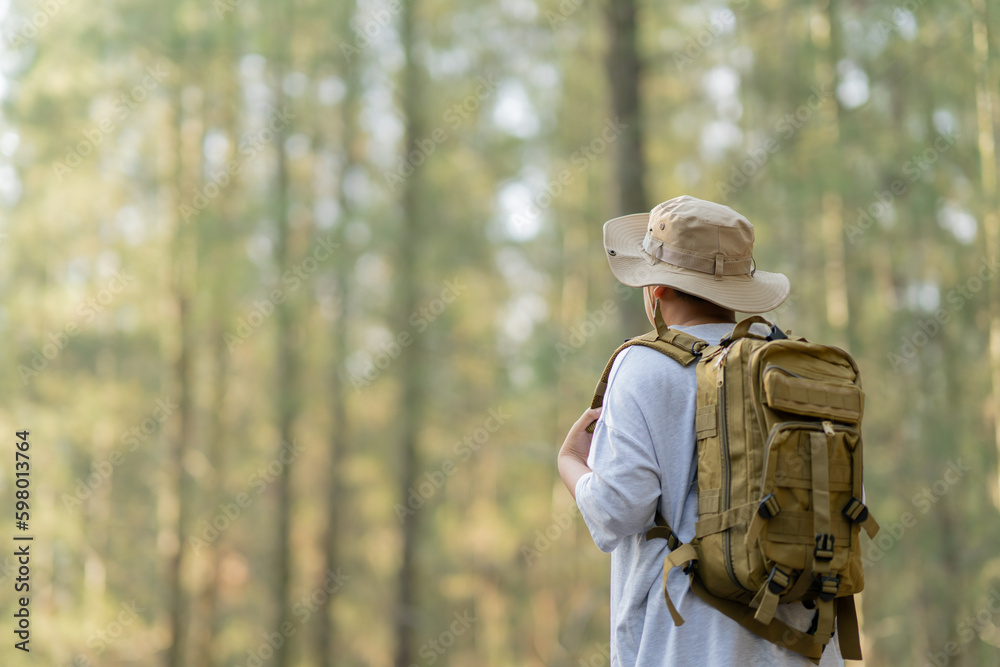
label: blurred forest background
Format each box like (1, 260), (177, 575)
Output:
(1, 0), (1000, 665)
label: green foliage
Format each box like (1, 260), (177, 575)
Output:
(0, 0), (998, 665)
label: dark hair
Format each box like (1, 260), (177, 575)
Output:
(674, 289), (718, 309)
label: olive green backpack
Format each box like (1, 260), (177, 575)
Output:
(587, 313), (880, 664)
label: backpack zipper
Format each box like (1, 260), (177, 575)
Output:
(717, 348), (749, 592)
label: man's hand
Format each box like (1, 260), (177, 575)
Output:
(558, 407), (602, 500)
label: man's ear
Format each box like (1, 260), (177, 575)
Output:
(653, 285), (669, 300)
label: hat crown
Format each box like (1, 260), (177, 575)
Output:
(601, 194), (789, 313)
(646, 195), (755, 262)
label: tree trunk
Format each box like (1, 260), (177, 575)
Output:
(191, 14), (241, 665)
(271, 4), (298, 666)
(818, 0), (850, 347)
(604, 0), (648, 334)
(164, 71), (201, 667)
(314, 2), (361, 664)
(604, 0), (647, 216)
(394, 1), (425, 665)
(973, 0), (1000, 512)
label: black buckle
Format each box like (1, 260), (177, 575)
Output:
(757, 493), (780, 520)
(766, 566), (791, 595)
(818, 575), (839, 602)
(766, 325), (788, 341)
(814, 534), (835, 561)
(807, 610), (819, 635)
(666, 531), (681, 551)
(842, 497), (869, 523)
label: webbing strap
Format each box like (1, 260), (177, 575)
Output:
(745, 511), (765, 549)
(654, 306), (711, 356)
(783, 568), (815, 602)
(754, 587), (781, 625)
(666, 542), (698, 570)
(766, 511), (851, 544)
(849, 433), (881, 538)
(752, 567), (790, 625)
(836, 596), (864, 660)
(654, 305), (670, 339)
(810, 430), (833, 575)
(812, 600), (836, 645)
(694, 502), (755, 538)
(749, 423), (787, 550)
(860, 513), (880, 538)
(721, 315), (772, 344)
(850, 420), (863, 500)
(688, 575), (824, 664)
(642, 236), (753, 277)
(645, 511), (681, 550)
(585, 324), (705, 433)
(661, 543), (698, 626)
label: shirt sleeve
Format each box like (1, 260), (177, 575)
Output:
(575, 347), (666, 553)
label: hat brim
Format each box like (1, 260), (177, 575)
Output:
(603, 213), (790, 314)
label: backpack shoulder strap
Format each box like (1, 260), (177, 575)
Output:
(583, 321), (709, 560)
(586, 328), (707, 414)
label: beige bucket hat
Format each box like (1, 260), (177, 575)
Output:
(603, 195), (790, 313)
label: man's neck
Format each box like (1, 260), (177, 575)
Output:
(667, 315), (736, 327)
(660, 304), (736, 328)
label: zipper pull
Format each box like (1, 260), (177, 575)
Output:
(822, 421), (835, 436)
(714, 347), (730, 387)
(713, 347), (729, 388)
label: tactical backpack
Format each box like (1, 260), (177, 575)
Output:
(587, 313), (880, 664)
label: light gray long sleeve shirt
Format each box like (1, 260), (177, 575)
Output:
(575, 323), (844, 667)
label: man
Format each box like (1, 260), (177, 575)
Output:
(557, 196), (843, 666)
